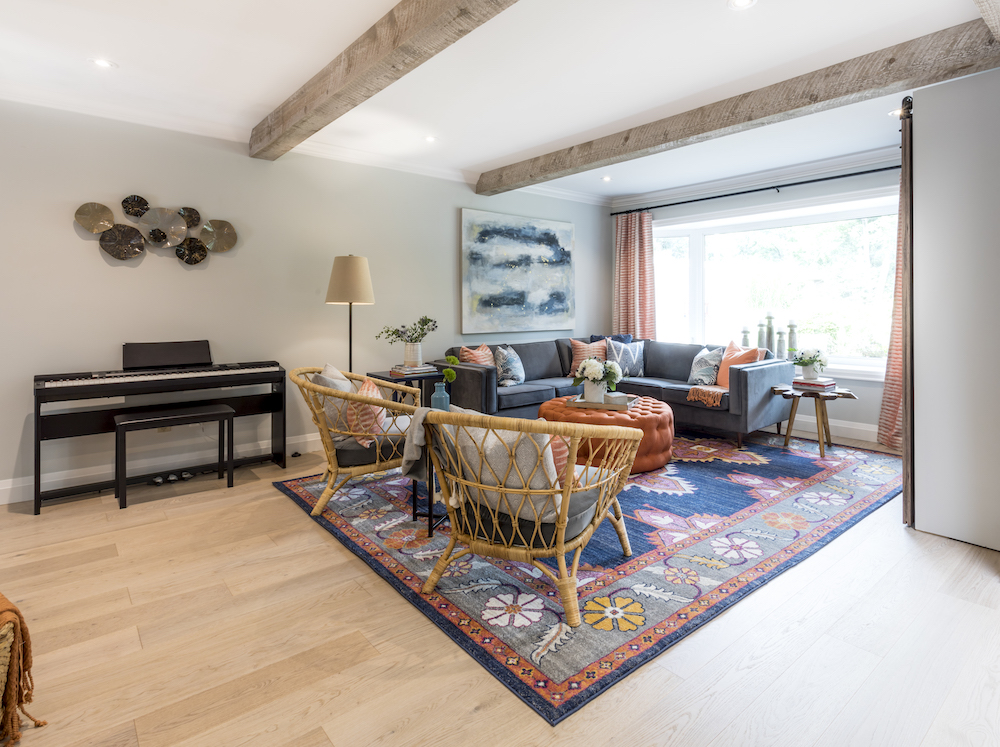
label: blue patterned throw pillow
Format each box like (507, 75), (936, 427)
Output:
(606, 339), (644, 377)
(688, 347), (725, 385)
(495, 346), (525, 387)
(590, 333), (634, 344)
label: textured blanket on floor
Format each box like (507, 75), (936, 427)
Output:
(0, 592), (45, 744)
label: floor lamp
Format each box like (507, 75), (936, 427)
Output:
(326, 255), (374, 372)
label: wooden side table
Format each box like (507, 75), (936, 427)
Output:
(771, 385), (858, 457)
(366, 369), (443, 406)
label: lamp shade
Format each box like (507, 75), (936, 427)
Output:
(325, 255), (374, 305)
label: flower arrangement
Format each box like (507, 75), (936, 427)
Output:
(572, 358), (623, 390)
(375, 316), (438, 344)
(792, 348), (829, 372)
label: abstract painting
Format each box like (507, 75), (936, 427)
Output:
(461, 209), (575, 333)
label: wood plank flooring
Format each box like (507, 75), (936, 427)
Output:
(2, 437), (998, 747)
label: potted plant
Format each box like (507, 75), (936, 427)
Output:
(572, 358), (623, 403)
(375, 316), (438, 367)
(792, 348), (828, 379)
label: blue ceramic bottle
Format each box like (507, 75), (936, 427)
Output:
(431, 381), (450, 410)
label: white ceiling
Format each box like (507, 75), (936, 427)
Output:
(0, 0), (984, 204)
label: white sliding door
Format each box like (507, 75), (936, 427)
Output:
(912, 69), (1000, 551)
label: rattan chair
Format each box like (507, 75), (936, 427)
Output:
(420, 410), (643, 627)
(290, 367), (420, 516)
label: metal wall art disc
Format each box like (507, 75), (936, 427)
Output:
(100, 224), (145, 260)
(121, 195), (149, 218)
(202, 219), (237, 252)
(139, 207), (187, 247)
(175, 237), (208, 265)
(74, 202), (114, 233)
(178, 207), (201, 228)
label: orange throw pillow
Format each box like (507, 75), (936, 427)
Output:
(346, 377), (386, 447)
(570, 339), (607, 376)
(459, 344), (495, 366)
(717, 341), (767, 388)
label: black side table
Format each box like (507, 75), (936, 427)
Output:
(366, 369), (448, 536)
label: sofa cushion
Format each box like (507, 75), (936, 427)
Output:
(507, 340), (564, 380)
(495, 345), (526, 387)
(607, 339), (645, 377)
(532, 376), (583, 397)
(616, 377), (669, 399)
(496, 383), (557, 410)
(646, 341), (708, 381)
(617, 378), (730, 410)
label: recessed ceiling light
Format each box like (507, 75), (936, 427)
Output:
(727, 0), (757, 9)
(425, 135), (436, 143)
(90, 58), (118, 69)
(602, 176), (612, 182)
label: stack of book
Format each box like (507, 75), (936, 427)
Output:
(390, 364), (438, 377)
(792, 376), (836, 391)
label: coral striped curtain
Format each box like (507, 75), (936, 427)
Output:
(613, 211), (656, 339)
(878, 109), (912, 453)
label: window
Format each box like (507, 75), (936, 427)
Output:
(653, 195), (898, 377)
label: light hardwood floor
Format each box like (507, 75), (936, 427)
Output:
(2, 437), (998, 747)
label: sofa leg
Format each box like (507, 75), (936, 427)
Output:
(737, 432), (743, 449)
(775, 421), (782, 435)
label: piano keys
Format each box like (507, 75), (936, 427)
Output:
(34, 341), (286, 514)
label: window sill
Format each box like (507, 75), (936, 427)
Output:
(805, 363), (886, 383)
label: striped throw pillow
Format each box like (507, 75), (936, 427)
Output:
(460, 344), (495, 366)
(346, 377), (386, 447)
(570, 339), (607, 376)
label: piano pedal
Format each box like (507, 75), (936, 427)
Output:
(181, 471), (194, 481)
(167, 473), (179, 483)
(151, 476), (164, 486)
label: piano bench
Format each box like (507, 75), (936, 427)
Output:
(113, 404), (235, 509)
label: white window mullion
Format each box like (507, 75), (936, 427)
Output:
(690, 231), (706, 344)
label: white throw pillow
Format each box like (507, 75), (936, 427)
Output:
(313, 364), (353, 444)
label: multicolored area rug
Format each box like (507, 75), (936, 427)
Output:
(274, 432), (901, 725)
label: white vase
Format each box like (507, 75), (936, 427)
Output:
(801, 363), (818, 380)
(583, 380), (607, 403)
(403, 342), (422, 367)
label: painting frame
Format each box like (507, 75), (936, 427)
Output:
(461, 209), (575, 334)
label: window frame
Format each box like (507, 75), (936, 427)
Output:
(651, 190), (899, 381)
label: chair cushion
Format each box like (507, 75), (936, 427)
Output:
(607, 339), (645, 377)
(456, 425), (560, 520)
(495, 346), (526, 387)
(460, 484), (602, 548)
(460, 344), (495, 366)
(569, 338), (607, 376)
(346, 378), (386, 447)
(335, 434), (407, 467)
(495, 383), (556, 410)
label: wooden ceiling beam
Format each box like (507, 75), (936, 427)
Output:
(250, 0), (520, 161)
(476, 19), (1000, 196)
(975, 0), (1000, 40)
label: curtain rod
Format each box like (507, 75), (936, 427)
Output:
(609, 165), (902, 217)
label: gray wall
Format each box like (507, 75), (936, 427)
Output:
(913, 69), (1000, 550)
(0, 100), (610, 504)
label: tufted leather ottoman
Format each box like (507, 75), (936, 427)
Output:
(538, 395), (674, 473)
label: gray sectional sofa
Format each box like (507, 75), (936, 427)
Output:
(438, 338), (794, 442)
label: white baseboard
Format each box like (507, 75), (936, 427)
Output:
(782, 415), (879, 444)
(0, 432), (322, 507)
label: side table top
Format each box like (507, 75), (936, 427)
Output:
(771, 384), (858, 401)
(367, 369), (443, 382)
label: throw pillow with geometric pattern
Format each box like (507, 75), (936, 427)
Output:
(687, 346), (725, 385)
(606, 338), (644, 377)
(494, 345), (526, 387)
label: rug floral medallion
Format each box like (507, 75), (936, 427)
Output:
(275, 432), (902, 725)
